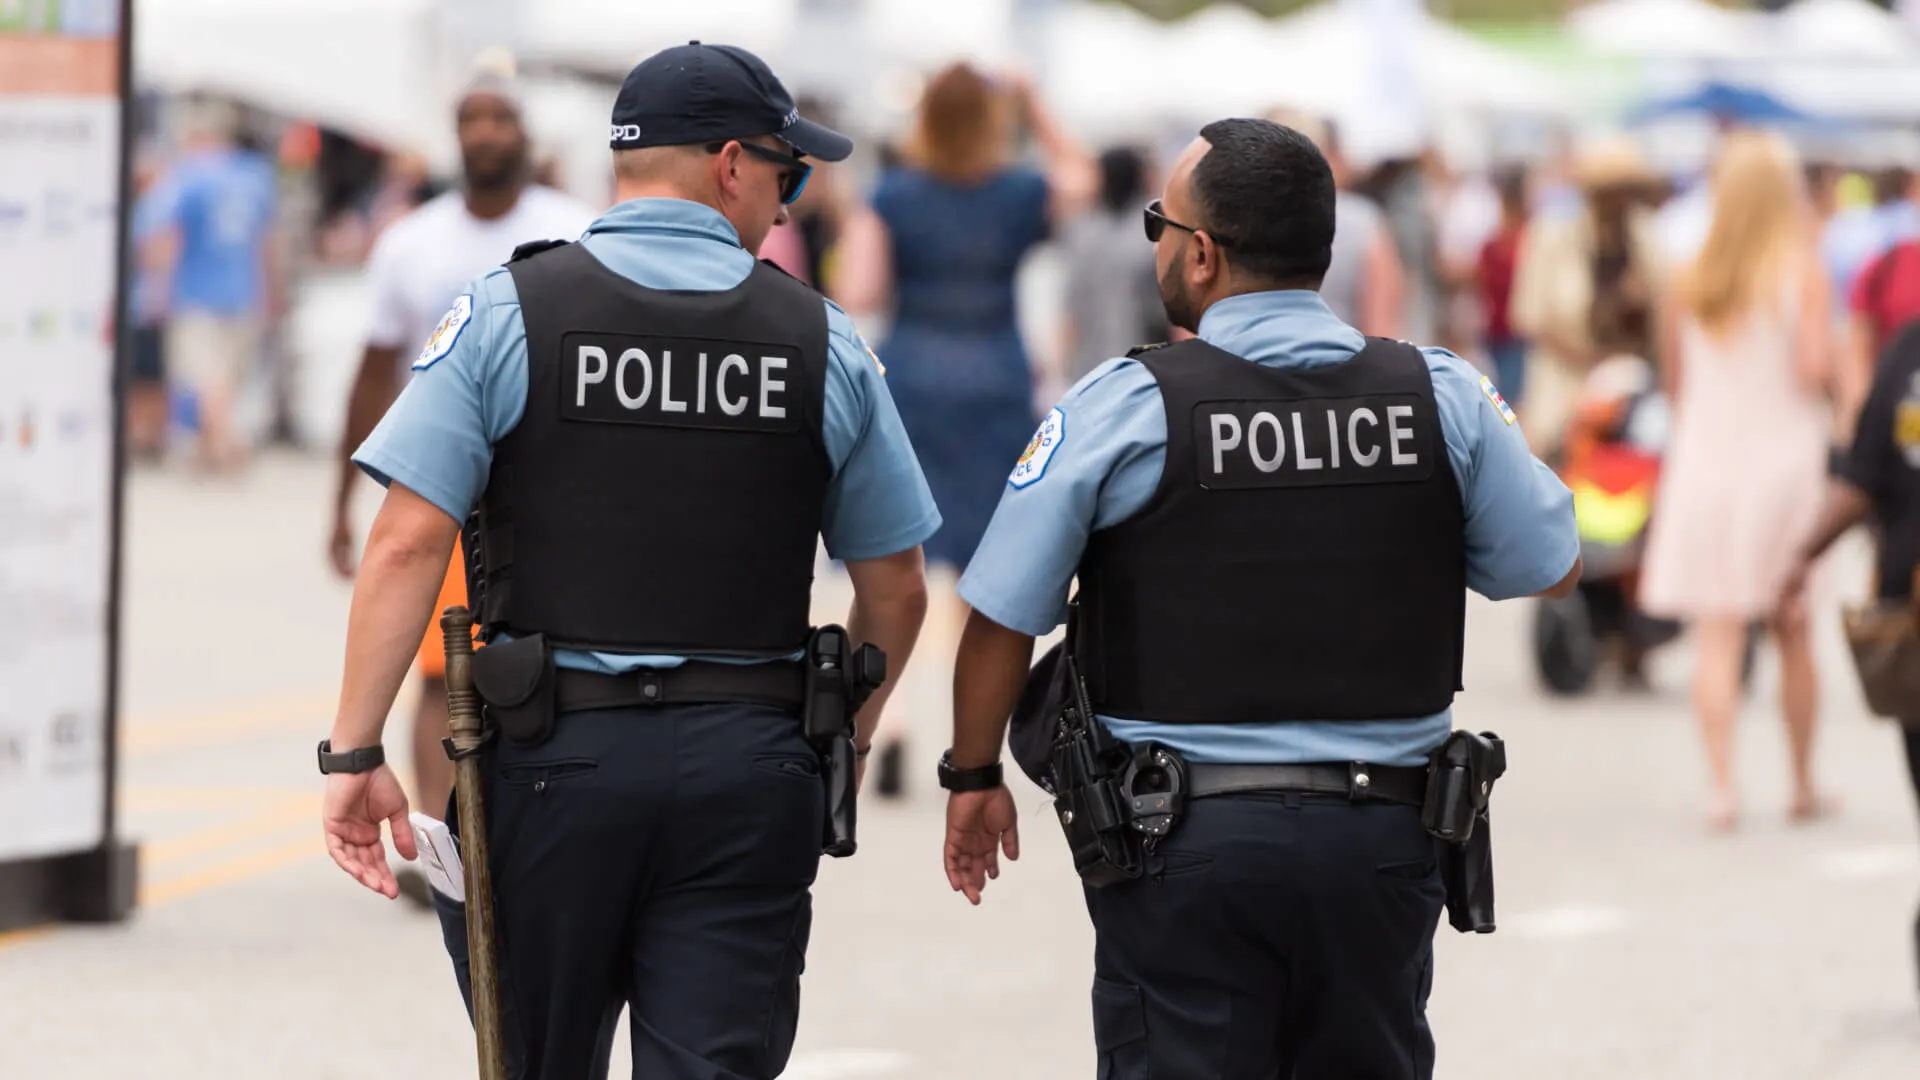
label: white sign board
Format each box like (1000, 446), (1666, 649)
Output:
(0, 0), (123, 861)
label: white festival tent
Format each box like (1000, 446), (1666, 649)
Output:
(135, 0), (809, 170)
(136, 0), (448, 162)
(1769, 0), (1916, 61)
(1567, 0), (1767, 61)
(1044, 0), (1571, 160)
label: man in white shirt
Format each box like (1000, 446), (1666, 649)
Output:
(326, 67), (598, 907)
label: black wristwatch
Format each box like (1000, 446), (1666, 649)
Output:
(938, 749), (1004, 792)
(317, 739), (386, 775)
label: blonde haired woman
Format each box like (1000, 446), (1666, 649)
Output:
(1641, 131), (1835, 831)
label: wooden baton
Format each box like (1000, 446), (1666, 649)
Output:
(442, 606), (507, 1080)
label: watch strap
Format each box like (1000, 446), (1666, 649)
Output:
(317, 739), (386, 775)
(939, 750), (1004, 792)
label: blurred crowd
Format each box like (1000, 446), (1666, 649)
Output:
(122, 61), (1920, 829)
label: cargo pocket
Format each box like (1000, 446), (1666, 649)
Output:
(1092, 976), (1150, 1080)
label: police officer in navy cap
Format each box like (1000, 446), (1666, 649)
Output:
(317, 41), (938, 1079)
(938, 119), (1580, 1077)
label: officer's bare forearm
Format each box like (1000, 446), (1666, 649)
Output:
(844, 547), (930, 748)
(335, 346), (402, 514)
(330, 485), (461, 749)
(951, 611), (1034, 770)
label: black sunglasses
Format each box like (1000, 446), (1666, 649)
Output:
(707, 140), (812, 205)
(1144, 199), (1231, 246)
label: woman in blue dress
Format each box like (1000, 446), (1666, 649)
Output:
(837, 64), (1094, 793)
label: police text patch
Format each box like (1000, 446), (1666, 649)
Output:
(1009, 407), (1065, 489)
(415, 294), (472, 370)
(1193, 395), (1436, 490)
(560, 332), (801, 433)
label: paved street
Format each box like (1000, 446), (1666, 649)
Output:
(4, 450), (1919, 1079)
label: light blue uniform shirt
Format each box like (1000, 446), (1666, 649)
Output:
(959, 291), (1578, 767)
(354, 198), (941, 673)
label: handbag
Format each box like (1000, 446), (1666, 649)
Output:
(1840, 568), (1920, 721)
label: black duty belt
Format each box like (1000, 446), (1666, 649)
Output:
(555, 661), (806, 714)
(1186, 761), (1428, 808)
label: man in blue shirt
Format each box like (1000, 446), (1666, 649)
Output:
(318, 43), (939, 1079)
(145, 99), (279, 473)
(939, 120), (1579, 1079)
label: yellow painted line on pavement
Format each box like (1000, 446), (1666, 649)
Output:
(0, 927), (57, 951)
(140, 835), (324, 907)
(140, 795), (318, 869)
(122, 692), (339, 755)
(124, 785), (312, 813)
(0, 800), (330, 954)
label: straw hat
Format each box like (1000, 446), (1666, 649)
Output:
(1570, 134), (1662, 190)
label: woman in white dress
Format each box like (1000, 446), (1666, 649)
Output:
(1640, 131), (1836, 832)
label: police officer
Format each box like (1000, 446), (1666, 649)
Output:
(939, 120), (1580, 1078)
(318, 43), (939, 1079)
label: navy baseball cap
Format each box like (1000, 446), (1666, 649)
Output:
(610, 42), (852, 162)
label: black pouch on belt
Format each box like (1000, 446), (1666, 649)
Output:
(470, 633), (557, 747)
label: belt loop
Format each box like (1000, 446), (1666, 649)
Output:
(637, 670), (664, 706)
(1348, 761), (1373, 803)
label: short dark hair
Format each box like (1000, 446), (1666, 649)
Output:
(1097, 146), (1148, 214)
(1191, 118), (1335, 287)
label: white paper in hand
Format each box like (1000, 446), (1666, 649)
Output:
(409, 812), (465, 902)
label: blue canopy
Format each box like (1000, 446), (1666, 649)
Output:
(1628, 81), (1821, 127)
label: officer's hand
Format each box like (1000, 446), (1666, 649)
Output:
(328, 511), (356, 579)
(322, 764), (417, 898)
(944, 786), (1019, 906)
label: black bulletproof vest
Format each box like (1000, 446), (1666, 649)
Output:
(476, 241), (831, 656)
(1075, 337), (1466, 723)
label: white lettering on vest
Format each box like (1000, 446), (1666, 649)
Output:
(616, 348), (652, 409)
(760, 356), (788, 419)
(576, 345), (608, 408)
(695, 353), (708, 414)
(718, 354), (749, 416)
(660, 350), (688, 413)
(1210, 413), (1242, 474)
(1326, 411), (1341, 469)
(1290, 411), (1323, 470)
(1387, 405), (1418, 465)
(1248, 412), (1286, 472)
(1348, 408), (1381, 466)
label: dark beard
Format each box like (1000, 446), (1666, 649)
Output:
(463, 153), (523, 194)
(1158, 249), (1200, 335)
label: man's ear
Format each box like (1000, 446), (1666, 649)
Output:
(1193, 232), (1224, 286)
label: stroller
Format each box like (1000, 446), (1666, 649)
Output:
(1533, 355), (1685, 694)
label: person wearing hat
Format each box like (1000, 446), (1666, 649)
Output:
(1508, 134), (1669, 456)
(317, 42), (938, 1078)
(325, 60), (600, 911)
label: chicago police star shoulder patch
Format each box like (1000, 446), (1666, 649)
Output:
(415, 294), (473, 370)
(1009, 407), (1065, 489)
(1479, 375), (1516, 425)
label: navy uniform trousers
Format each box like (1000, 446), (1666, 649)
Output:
(435, 703), (825, 1079)
(1085, 793), (1447, 1080)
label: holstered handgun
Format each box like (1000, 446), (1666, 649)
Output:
(1049, 612), (1145, 887)
(1423, 730), (1506, 933)
(804, 626), (885, 859)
